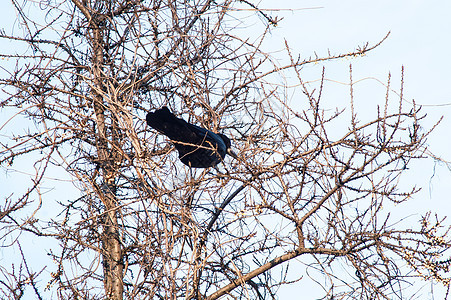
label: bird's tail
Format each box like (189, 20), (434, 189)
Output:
(146, 106), (192, 142)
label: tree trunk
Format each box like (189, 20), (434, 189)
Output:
(91, 20), (124, 299)
(101, 188), (124, 300)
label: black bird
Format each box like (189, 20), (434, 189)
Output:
(146, 106), (236, 168)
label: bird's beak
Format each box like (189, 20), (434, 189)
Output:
(227, 148), (239, 161)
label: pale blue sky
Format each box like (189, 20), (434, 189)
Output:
(1, 1), (450, 298)
(258, 0), (451, 207)
(259, 1), (451, 297)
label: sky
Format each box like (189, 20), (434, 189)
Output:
(257, 0), (451, 211)
(258, 1), (451, 298)
(1, 0), (451, 299)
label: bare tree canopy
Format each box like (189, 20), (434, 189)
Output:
(1, 0), (450, 299)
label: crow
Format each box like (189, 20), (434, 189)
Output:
(146, 106), (236, 168)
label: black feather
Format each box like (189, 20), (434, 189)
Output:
(146, 107), (233, 168)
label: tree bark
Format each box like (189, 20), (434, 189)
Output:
(90, 14), (124, 300)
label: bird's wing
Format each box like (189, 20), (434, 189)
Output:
(186, 123), (227, 151)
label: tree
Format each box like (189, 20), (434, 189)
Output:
(1, 0), (450, 299)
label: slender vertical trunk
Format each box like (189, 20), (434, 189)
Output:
(101, 187), (124, 300)
(90, 20), (124, 300)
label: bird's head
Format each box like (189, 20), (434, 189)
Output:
(218, 133), (238, 160)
